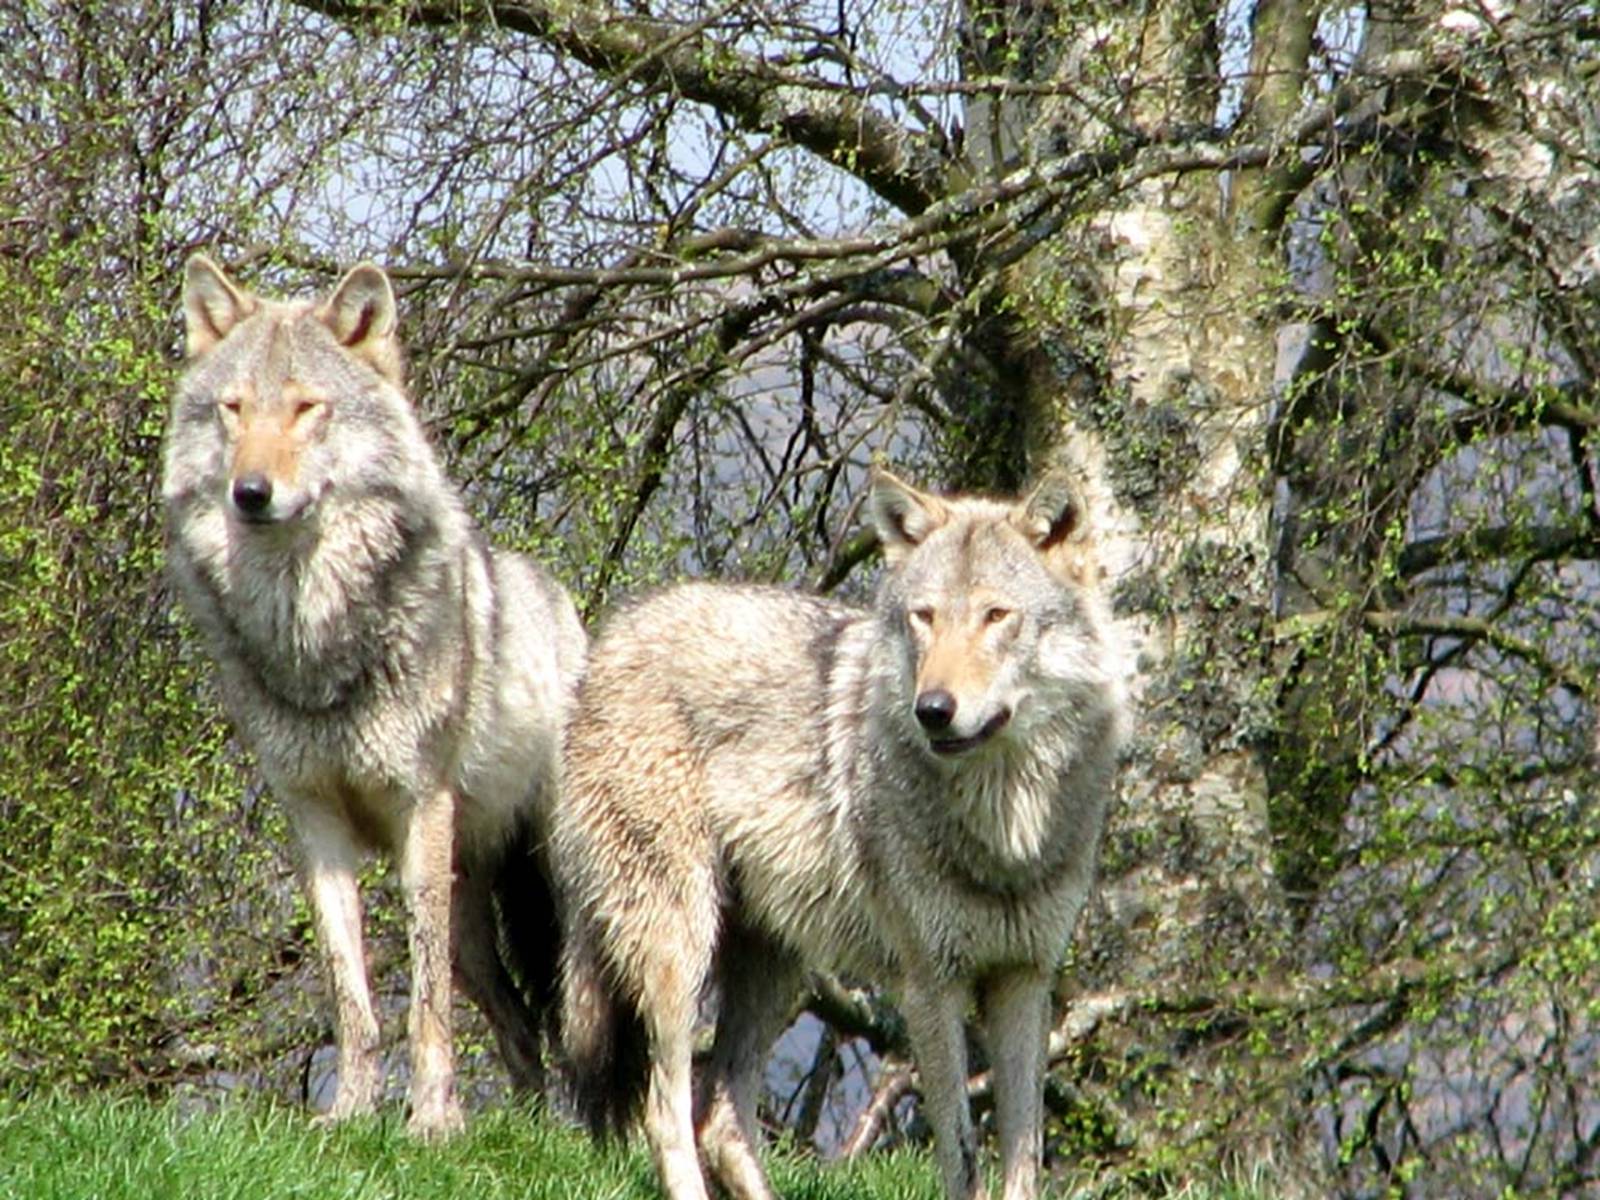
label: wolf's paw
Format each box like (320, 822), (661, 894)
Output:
(310, 1094), (376, 1129)
(498, 1030), (547, 1094)
(406, 1087), (465, 1141)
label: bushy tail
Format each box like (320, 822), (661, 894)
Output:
(560, 918), (650, 1140)
(491, 817), (562, 1036)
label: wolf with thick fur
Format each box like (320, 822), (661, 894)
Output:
(163, 256), (586, 1137)
(556, 470), (1130, 1200)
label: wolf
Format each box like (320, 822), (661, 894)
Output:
(555, 469), (1130, 1200)
(162, 255), (586, 1138)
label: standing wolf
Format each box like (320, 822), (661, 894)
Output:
(556, 469), (1130, 1200)
(163, 255), (586, 1138)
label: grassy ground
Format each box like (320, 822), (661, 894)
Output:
(0, 1092), (944, 1200)
(0, 1091), (1270, 1199)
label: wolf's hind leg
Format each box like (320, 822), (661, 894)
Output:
(400, 790), (465, 1139)
(696, 923), (802, 1200)
(628, 870), (721, 1200)
(452, 860), (546, 1092)
(293, 805), (382, 1125)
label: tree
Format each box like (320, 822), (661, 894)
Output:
(4, 0), (1599, 1192)
(0, 0), (288, 1088)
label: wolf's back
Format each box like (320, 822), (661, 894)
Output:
(570, 582), (857, 730)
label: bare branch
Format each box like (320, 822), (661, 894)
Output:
(1399, 524), (1599, 579)
(790, 1020), (838, 1146)
(293, 0), (952, 216)
(812, 529), (878, 595)
(839, 1063), (914, 1159)
(1048, 947), (1524, 1067)
(1363, 610), (1591, 698)
(803, 972), (908, 1057)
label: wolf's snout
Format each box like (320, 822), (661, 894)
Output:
(914, 689), (957, 732)
(232, 472), (273, 517)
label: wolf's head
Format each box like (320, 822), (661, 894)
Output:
(870, 468), (1115, 760)
(169, 255), (410, 528)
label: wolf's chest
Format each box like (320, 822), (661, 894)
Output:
(855, 778), (1095, 977)
(209, 538), (447, 712)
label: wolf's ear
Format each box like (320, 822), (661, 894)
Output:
(869, 468), (949, 565)
(1010, 470), (1086, 553)
(319, 263), (402, 382)
(183, 255), (257, 358)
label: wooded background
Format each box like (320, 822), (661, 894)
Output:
(3, 1), (1598, 1194)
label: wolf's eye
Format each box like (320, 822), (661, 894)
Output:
(909, 606), (935, 629)
(983, 606), (1013, 626)
(293, 398), (324, 422)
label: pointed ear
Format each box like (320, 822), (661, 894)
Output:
(869, 468), (949, 564)
(183, 255), (257, 358)
(318, 263), (401, 381)
(1010, 470), (1086, 553)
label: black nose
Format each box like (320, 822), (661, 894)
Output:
(914, 689), (956, 732)
(232, 472), (273, 516)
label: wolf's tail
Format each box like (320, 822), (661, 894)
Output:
(492, 817), (562, 1036)
(560, 917), (650, 1140)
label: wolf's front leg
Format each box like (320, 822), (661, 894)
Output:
(980, 970), (1050, 1200)
(401, 789), (465, 1139)
(296, 812), (382, 1124)
(902, 977), (984, 1200)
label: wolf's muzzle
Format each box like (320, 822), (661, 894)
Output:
(917, 691), (1012, 755)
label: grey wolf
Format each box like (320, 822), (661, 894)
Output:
(163, 255), (586, 1138)
(555, 470), (1130, 1200)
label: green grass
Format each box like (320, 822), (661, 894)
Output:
(0, 1092), (1275, 1199)
(0, 1092), (943, 1200)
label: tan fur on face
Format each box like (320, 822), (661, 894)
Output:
(910, 589), (1019, 706)
(223, 379), (328, 494)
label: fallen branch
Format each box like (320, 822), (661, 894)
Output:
(839, 1062), (914, 1159)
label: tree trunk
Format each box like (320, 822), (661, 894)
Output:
(952, 2), (1313, 1171)
(958, 0), (1292, 992)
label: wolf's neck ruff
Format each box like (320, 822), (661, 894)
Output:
(168, 458), (456, 715)
(922, 712), (1113, 896)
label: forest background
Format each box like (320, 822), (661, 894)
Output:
(3, 1), (1599, 1195)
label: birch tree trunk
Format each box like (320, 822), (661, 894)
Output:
(957, 0), (1295, 988)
